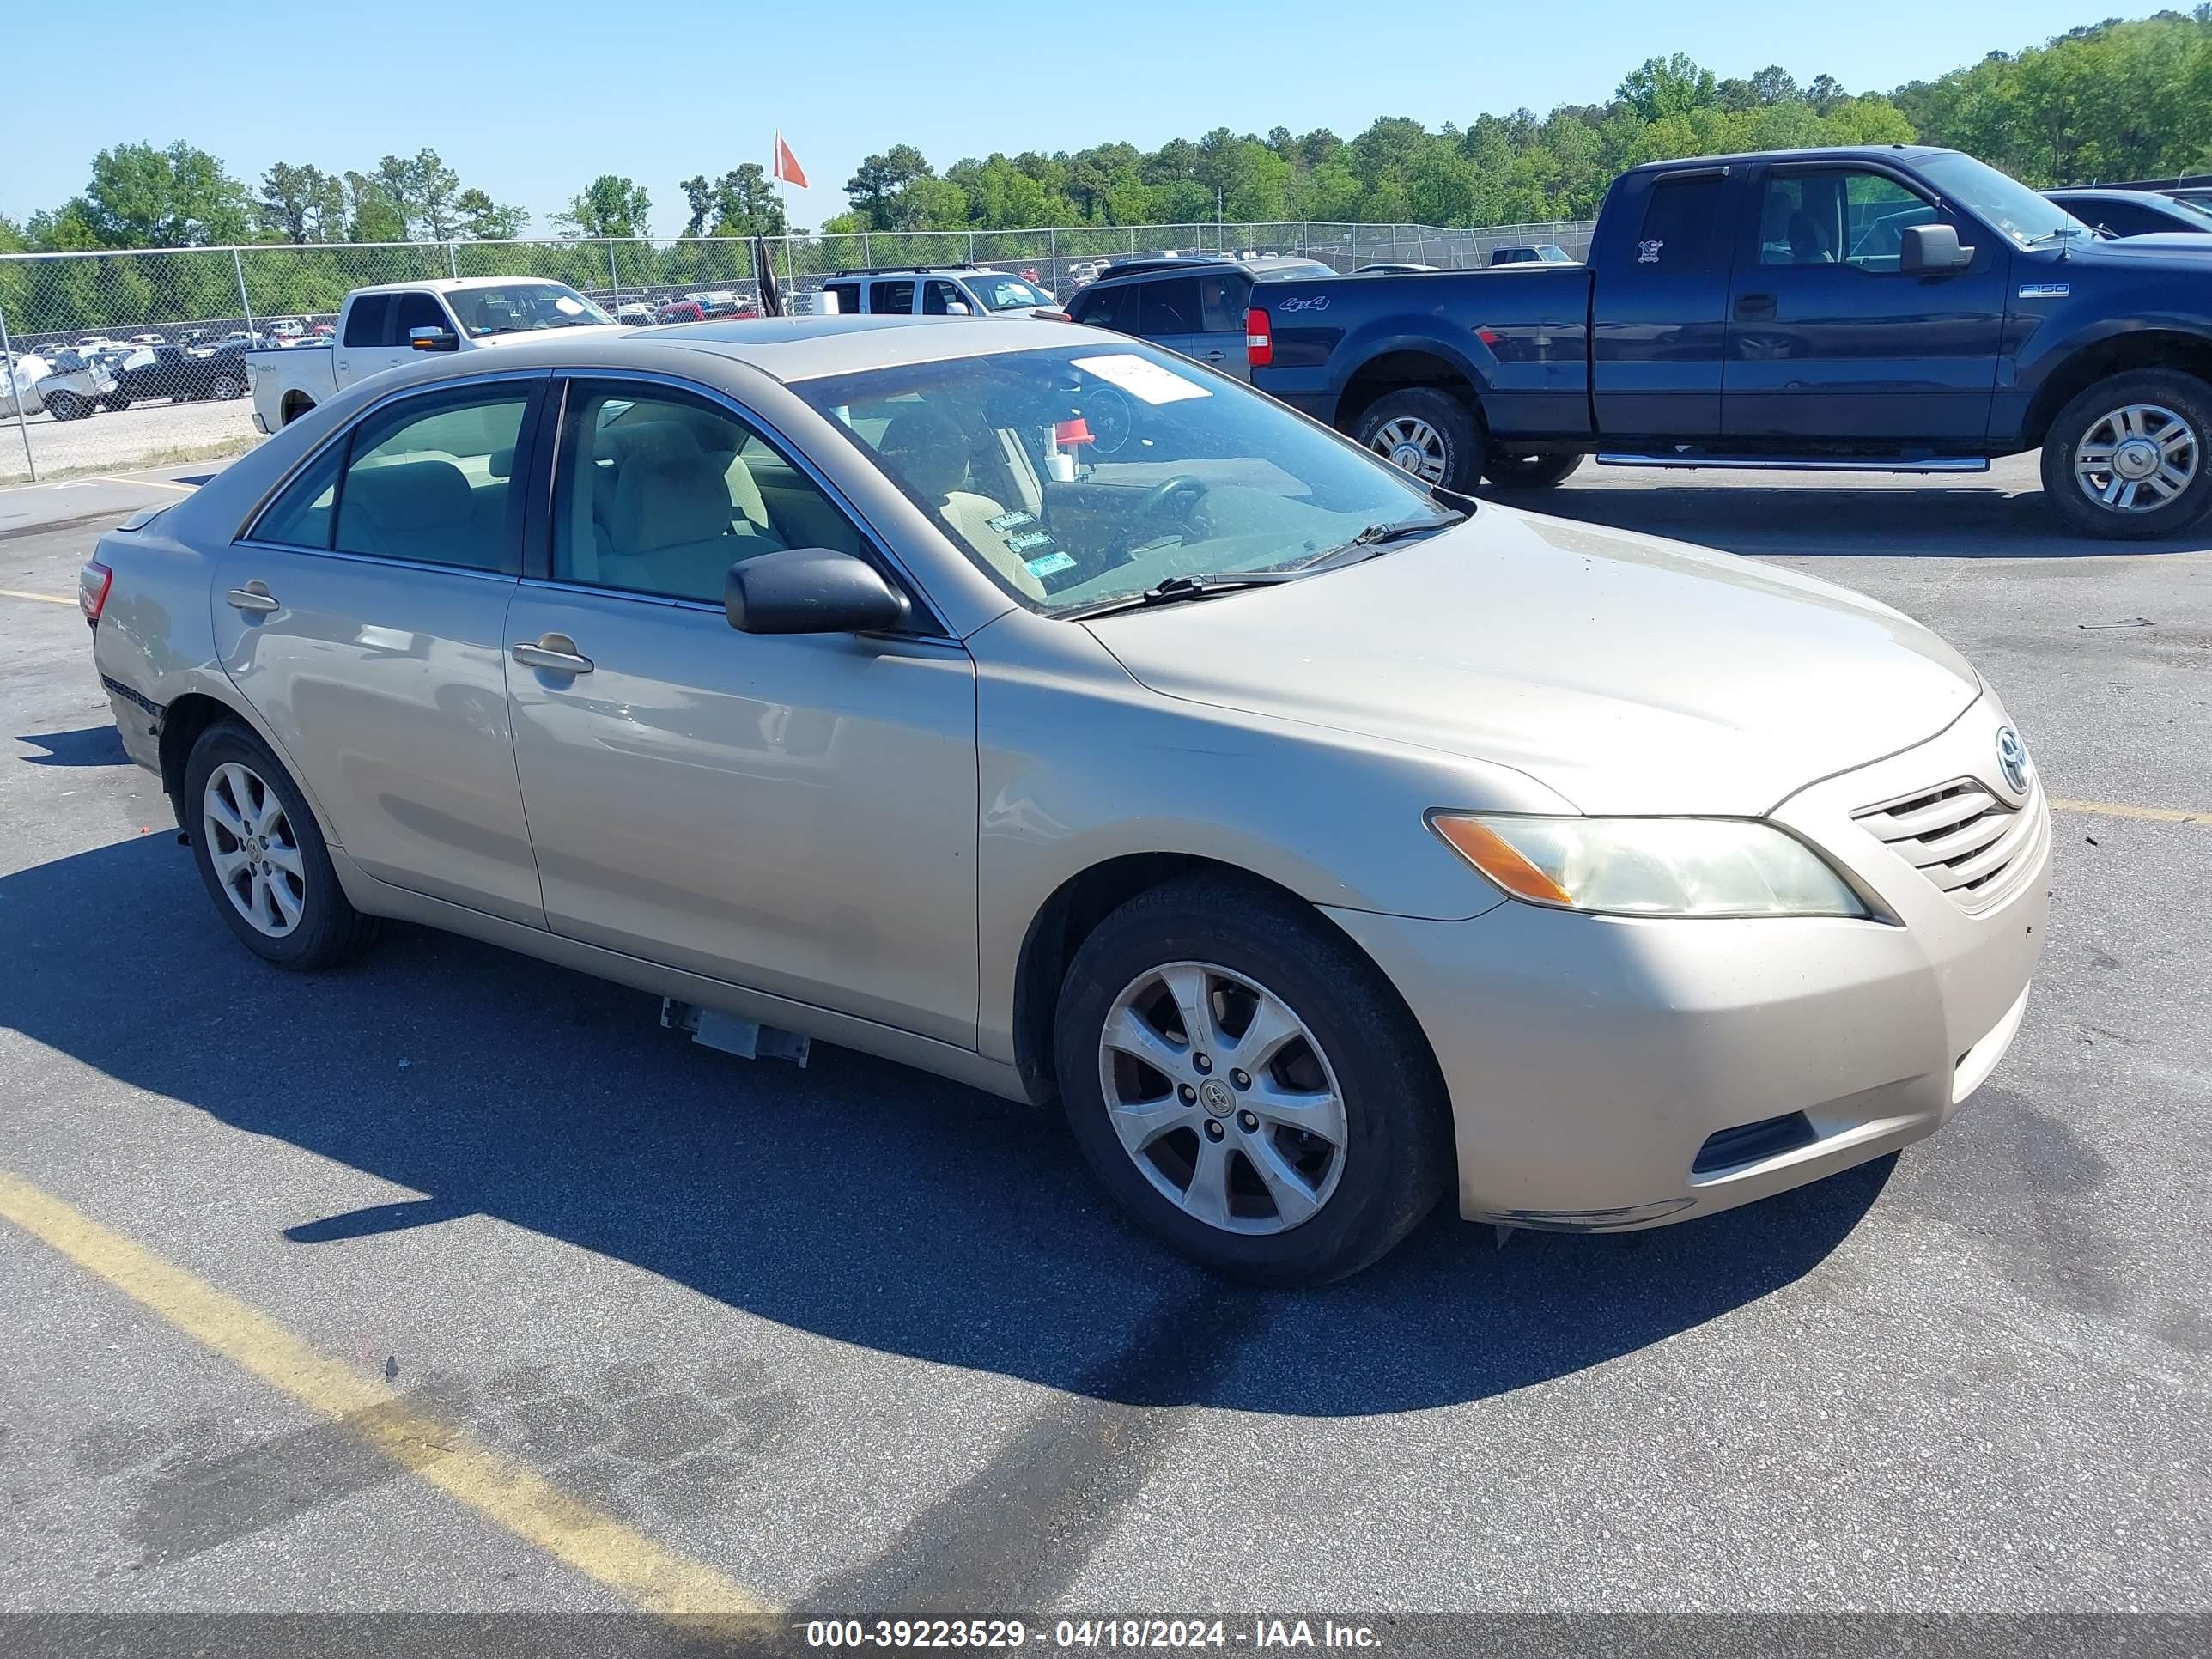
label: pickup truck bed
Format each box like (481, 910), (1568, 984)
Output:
(1249, 145), (2212, 538)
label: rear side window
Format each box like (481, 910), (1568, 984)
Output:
(1137, 276), (1199, 334)
(252, 444), (345, 550)
(868, 280), (915, 314)
(1635, 173), (1726, 272)
(823, 282), (862, 316)
(328, 388), (532, 570)
(341, 295), (392, 348)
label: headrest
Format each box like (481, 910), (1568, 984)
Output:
(877, 407), (970, 502)
(607, 452), (732, 555)
(342, 459), (472, 532)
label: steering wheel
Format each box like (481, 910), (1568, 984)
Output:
(1141, 474), (1207, 526)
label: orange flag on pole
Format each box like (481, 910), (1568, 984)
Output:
(773, 132), (809, 190)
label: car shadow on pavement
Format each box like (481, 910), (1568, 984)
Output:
(3, 836), (1888, 1418)
(1486, 479), (2212, 560)
(14, 726), (131, 767)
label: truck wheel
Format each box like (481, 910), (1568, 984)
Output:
(1485, 451), (1583, 489)
(46, 392), (85, 422)
(1353, 388), (1483, 495)
(2041, 370), (2212, 538)
(1054, 873), (1451, 1286)
(211, 374), (245, 400)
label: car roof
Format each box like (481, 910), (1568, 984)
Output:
(2047, 187), (2174, 202)
(346, 276), (578, 297)
(1622, 143), (1958, 175)
(402, 314), (1081, 386)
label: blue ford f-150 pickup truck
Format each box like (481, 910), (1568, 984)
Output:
(1247, 145), (2212, 538)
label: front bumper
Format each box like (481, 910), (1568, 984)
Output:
(1326, 698), (2053, 1230)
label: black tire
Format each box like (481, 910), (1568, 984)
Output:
(2040, 368), (2212, 539)
(45, 392), (85, 422)
(1351, 386), (1484, 495)
(1484, 450), (1583, 488)
(1054, 874), (1451, 1286)
(103, 391), (131, 413)
(183, 720), (380, 970)
(210, 373), (245, 401)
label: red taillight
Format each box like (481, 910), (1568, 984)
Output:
(80, 560), (112, 624)
(1245, 307), (1273, 368)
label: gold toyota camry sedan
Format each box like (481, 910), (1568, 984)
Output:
(83, 317), (2051, 1284)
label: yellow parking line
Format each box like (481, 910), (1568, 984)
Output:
(0, 586), (74, 605)
(0, 1169), (774, 1619)
(2051, 798), (2207, 826)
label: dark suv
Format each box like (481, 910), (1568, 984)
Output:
(1066, 256), (1336, 380)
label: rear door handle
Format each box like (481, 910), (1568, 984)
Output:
(225, 580), (278, 614)
(1735, 292), (1778, 320)
(1203, 349), (1226, 362)
(511, 634), (593, 674)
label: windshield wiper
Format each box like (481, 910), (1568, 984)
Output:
(1301, 513), (1466, 569)
(2024, 225), (2100, 247)
(1064, 570), (1302, 618)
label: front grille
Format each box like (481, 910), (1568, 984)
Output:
(1854, 773), (2045, 909)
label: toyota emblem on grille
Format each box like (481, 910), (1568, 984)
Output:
(1996, 726), (2030, 798)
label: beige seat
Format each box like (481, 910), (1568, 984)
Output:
(876, 409), (1046, 601)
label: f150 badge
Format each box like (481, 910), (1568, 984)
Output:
(1278, 295), (1331, 312)
(2018, 283), (2070, 299)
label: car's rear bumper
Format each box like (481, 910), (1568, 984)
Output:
(1325, 696), (2053, 1230)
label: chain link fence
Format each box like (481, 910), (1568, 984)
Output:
(0, 218), (1594, 482)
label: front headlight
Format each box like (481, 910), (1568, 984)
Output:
(1429, 813), (1869, 919)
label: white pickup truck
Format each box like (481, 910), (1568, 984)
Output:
(248, 276), (626, 432)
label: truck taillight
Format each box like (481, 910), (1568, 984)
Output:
(1245, 307), (1273, 368)
(80, 560), (112, 625)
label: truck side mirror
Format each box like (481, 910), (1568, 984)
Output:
(408, 325), (460, 353)
(1899, 223), (1973, 274)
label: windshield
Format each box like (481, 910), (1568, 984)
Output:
(2155, 194), (2212, 231)
(1251, 261), (1340, 282)
(969, 275), (1056, 312)
(1918, 152), (2087, 248)
(792, 342), (1459, 614)
(446, 283), (613, 338)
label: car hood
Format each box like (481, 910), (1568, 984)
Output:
(2070, 233), (2212, 264)
(1083, 507), (1979, 816)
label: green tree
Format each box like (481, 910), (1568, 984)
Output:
(553, 176), (652, 238)
(844, 145), (934, 231)
(1617, 54), (1718, 122)
(453, 189), (528, 240)
(73, 142), (252, 246)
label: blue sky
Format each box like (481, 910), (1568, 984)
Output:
(5, 1), (2130, 236)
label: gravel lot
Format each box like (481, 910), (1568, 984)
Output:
(1, 461), (2206, 1654)
(0, 396), (261, 482)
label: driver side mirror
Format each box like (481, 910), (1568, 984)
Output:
(409, 325), (460, 352)
(1899, 223), (1974, 274)
(726, 547), (910, 635)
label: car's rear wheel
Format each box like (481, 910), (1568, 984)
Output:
(2041, 369), (2212, 538)
(184, 722), (380, 969)
(1484, 450), (1583, 488)
(1353, 387), (1483, 495)
(210, 373), (245, 400)
(45, 392), (86, 421)
(1054, 875), (1450, 1285)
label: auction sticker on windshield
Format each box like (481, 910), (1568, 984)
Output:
(1073, 355), (1212, 404)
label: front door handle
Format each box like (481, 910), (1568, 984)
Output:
(1735, 292), (1778, 321)
(226, 580), (279, 614)
(511, 634), (594, 674)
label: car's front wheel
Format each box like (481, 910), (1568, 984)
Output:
(210, 373), (245, 400)
(184, 721), (380, 969)
(2041, 369), (2212, 538)
(1054, 875), (1450, 1285)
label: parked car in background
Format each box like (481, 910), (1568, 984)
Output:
(128, 332), (167, 346)
(117, 342), (251, 404)
(1488, 245), (1576, 266)
(0, 351), (54, 418)
(652, 299), (709, 325)
(267, 317), (306, 340)
(1353, 262), (1437, 274)
(615, 301), (658, 325)
(82, 315), (2051, 1285)
(1244, 144), (2212, 538)
(815, 266), (1065, 321)
(2043, 187), (2212, 238)
(1066, 255), (1338, 381)
(32, 349), (125, 420)
(248, 276), (626, 430)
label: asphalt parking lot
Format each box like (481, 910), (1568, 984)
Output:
(2, 456), (2208, 1647)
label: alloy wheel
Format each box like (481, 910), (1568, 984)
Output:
(1096, 960), (1348, 1235)
(1370, 416), (1450, 484)
(202, 761), (307, 938)
(2074, 403), (2199, 514)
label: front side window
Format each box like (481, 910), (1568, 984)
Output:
(923, 280), (969, 315)
(792, 342), (1460, 614)
(1758, 171), (1940, 270)
(392, 291), (451, 342)
(553, 381), (871, 605)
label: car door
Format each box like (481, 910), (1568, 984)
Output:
(212, 374), (549, 926)
(1721, 162), (2007, 444)
(1192, 270), (1254, 380)
(1133, 276), (1217, 368)
(502, 375), (981, 1046)
(1590, 166), (1736, 440)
